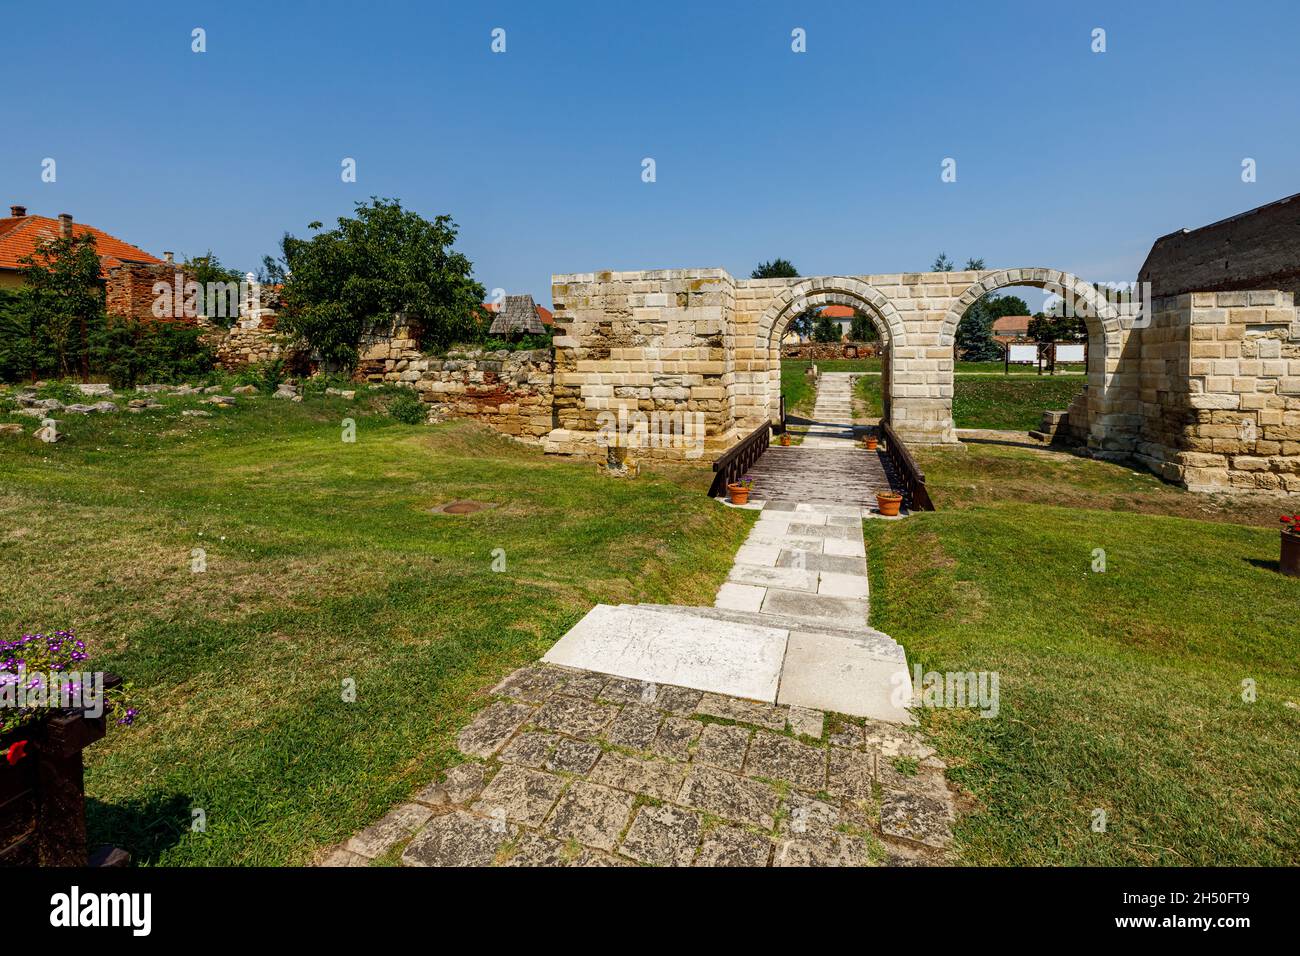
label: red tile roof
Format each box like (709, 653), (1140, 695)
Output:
(0, 213), (162, 276)
(992, 315), (1031, 334)
(820, 305), (855, 319)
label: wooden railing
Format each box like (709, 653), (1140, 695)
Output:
(880, 420), (935, 511)
(709, 421), (771, 498)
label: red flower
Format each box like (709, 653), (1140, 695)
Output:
(5, 740), (29, 765)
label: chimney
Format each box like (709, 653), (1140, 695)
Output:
(163, 251), (174, 264)
(58, 213), (73, 239)
(9, 205), (25, 218)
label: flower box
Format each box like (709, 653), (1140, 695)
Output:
(0, 674), (120, 866)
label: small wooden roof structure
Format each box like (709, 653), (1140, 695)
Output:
(488, 294), (547, 335)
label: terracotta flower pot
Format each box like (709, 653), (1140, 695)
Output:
(726, 483), (751, 505)
(876, 492), (902, 517)
(1282, 530), (1300, 577)
(864, 437), (878, 451)
(780, 434), (791, 446)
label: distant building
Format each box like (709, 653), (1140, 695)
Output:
(0, 205), (162, 290)
(992, 315), (1031, 343)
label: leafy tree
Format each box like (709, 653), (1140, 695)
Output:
(964, 257), (985, 271)
(181, 251), (247, 327)
(13, 233), (105, 379)
(812, 313), (841, 343)
(751, 258), (799, 279)
(850, 311), (880, 342)
(1028, 312), (1086, 342)
(277, 198), (486, 370)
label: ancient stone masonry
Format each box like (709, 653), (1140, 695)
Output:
(544, 266), (1130, 458)
(1137, 290), (1300, 492)
(411, 348), (555, 441)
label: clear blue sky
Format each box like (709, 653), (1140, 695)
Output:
(5, 0), (1298, 306)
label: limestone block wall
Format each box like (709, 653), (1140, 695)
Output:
(355, 315), (426, 382)
(545, 270), (734, 461)
(213, 321), (290, 370)
(1178, 290), (1300, 492)
(545, 265), (1142, 459)
(411, 348), (554, 441)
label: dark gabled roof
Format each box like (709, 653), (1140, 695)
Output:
(488, 294), (547, 335)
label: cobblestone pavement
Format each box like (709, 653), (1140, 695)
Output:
(321, 662), (957, 867)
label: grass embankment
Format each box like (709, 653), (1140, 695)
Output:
(0, 384), (752, 865)
(867, 442), (1300, 865)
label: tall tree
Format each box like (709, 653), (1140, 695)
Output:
(182, 250), (247, 326)
(277, 198), (486, 370)
(812, 312), (841, 343)
(849, 311), (880, 342)
(13, 232), (105, 379)
(751, 258), (799, 279)
(932, 252), (954, 272)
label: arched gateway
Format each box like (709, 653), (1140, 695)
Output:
(544, 266), (1138, 461)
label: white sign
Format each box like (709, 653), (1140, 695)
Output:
(1007, 344), (1038, 364)
(1056, 344), (1085, 363)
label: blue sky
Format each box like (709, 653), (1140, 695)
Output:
(5, 0), (1299, 307)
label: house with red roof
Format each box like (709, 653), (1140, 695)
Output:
(0, 205), (163, 290)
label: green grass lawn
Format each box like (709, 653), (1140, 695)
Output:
(0, 385), (752, 865)
(870, 442), (1300, 865)
(952, 376), (1084, 431)
(788, 358), (1085, 431)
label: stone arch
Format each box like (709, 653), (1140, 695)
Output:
(758, 276), (905, 346)
(939, 267), (1130, 446)
(939, 267), (1123, 349)
(756, 277), (903, 426)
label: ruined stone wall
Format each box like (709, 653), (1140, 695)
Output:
(213, 320), (289, 370)
(780, 341), (881, 361)
(411, 348), (554, 441)
(544, 269), (734, 462)
(1175, 290), (1300, 492)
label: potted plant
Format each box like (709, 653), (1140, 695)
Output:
(1, 630), (136, 865)
(780, 432), (792, 446)
(863, 434), (878, 451)
(876, 491), (903, 517)
(1280, 515), (1300, 577)
(727, 476), (754, 505)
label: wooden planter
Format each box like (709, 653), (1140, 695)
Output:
(0, 675), (118, 867)
(1282, 530), (1300, 577)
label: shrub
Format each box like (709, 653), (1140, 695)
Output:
(236, 358), (286, 392)
(88, 319), (215, 390)
(388, 389), (426, 424)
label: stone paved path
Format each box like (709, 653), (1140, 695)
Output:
(800, 371), (859, 447)
(320, 662), (956, 868)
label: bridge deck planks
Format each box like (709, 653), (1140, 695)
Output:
(744, 445), (903, 508)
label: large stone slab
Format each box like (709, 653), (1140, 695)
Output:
(727, 563), (818, 592)
(761, 588), (868, 628)
(777, 630), (915, 723)
(542, 604), (788, 703)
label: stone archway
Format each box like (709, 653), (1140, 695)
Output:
(939, 268), (1129, 447)
(757, 277), (903, 426)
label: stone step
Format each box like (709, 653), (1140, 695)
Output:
(543, 603), (788, 702)
(629, 604), (905, 664)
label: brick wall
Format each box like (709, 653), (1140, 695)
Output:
(104, 262), (202, 324)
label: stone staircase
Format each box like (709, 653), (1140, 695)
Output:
(544, 497), (915, 724)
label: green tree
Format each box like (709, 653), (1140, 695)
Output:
(277, 198), (486, 370)
(849, 311), (880, 342)
(751, 258), (799, 279)
(932, 252), (954, 272)
(182, 251), (247, 327)
(13, 232), (105, 379)
(812, 312), (841, 343)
